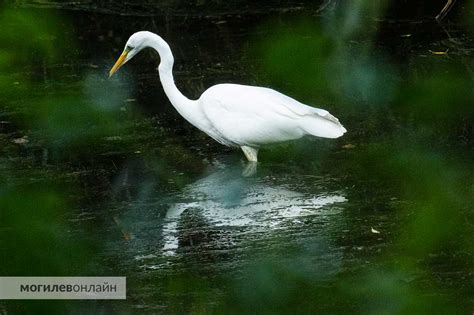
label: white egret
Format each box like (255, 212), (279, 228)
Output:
(109, 31), (346, 162)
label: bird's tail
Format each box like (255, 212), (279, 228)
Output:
(300, 112), (347, 139)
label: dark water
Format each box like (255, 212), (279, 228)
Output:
(1, 2), (473, 314)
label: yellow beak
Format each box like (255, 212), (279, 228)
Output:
(109, 51), (128, 78)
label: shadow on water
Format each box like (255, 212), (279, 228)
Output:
(126, 161), (347, 258)
(94, 156), (350, 312)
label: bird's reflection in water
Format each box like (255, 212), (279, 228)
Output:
(161, 162), (347, 256)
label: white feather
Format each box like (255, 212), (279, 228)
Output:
(199, 83), (346, 147)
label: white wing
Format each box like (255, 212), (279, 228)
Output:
(198, 84), (346, 147)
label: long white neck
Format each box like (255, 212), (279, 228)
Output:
(147, 34), (205, 128)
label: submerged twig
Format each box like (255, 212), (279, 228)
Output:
(436, 0), (456, 21)
(315, 0), (335, 13)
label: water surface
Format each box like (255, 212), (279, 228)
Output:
(1, 3), (473, 313)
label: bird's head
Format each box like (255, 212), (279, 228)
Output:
(109, 31), (153, 77)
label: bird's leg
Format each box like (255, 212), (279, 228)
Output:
(241, 146), (258, 162)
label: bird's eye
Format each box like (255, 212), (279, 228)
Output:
(125, 45), (134, 52)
